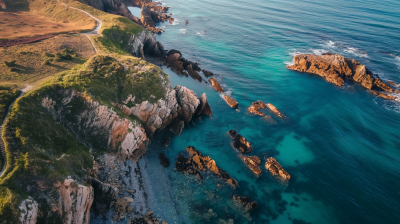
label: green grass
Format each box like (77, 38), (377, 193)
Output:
(0, 85), (21, 122)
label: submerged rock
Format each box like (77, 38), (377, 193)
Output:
(387, 80), (397, 87)
(127, 211), (167, 224)
(370, 90), (397, 100)
(286, 54), (398, 99)
(233, 195), (259, 211)
(265, 157), (291, 180)
(209, 78), (225, 93)
(203, 69), (214, 77)
(162, 136), (171, 147)
(159, 153), (170, 167)
(228, 130), (252, 154)
(239, 154), (262, 175)
(223, 95), (238, 108)
(175, 146), (238, 187)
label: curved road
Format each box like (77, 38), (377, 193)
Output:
(0, 3), (103, 177)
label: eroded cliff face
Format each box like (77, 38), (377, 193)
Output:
(19, 179), (93, 224)
(42, 88), (149, 161)
(125, 30), (165, 59)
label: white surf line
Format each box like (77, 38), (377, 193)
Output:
(56, 0), (103, 53)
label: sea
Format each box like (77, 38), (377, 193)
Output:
(128, 0), (400, 223)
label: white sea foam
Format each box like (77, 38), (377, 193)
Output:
(170, 19), (179, 25)
(195, 30), (206, 36)
(284, 61), (294, 66)
(289, 51), (303, 56)
(343, 46), (369, 58)
(179, 29), (186, 34)
(312, 49), (328, 55)
(327, 40), (336, 47)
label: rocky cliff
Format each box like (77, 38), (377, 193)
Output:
(1, 54), (211, 223)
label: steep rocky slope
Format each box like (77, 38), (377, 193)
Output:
(0, 55), (211, 223)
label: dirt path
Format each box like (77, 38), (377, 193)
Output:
(57, 0), (103, 53)
(1, 2), (103, 177)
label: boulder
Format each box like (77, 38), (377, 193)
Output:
(232, 195), (258, 211)
(159, 153), (170, 167)
(196, 93), (213, 117)
(265, 157), (290, 180)
(227, 130), (252, 154)
(370, 90), (397, 100)
(175, 85), (200, 123)
(223, 95), (238, 109)
(286, 54), (398, 95)
(239, 154), (262, 175)
(266, 103), (284, 118)
(209, 78), (225, 93)
(247, 101), (266, 116)
(175, 146), (238, 187)
(187, 64), (203, 82)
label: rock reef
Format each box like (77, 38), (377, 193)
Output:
(209, 78), (225, 93)
(265, 157), (290, 180)
(223, 95), (238, 109)
(228, 130), (252, 154)
(287, 54), (398, 99)
(175, 146), (238, 187)
(238, 154), (262, 175)
(233, 195), (259, 211)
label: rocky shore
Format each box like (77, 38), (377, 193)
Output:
(287, 54), (399, 100)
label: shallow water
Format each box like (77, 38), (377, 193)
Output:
(130, 0), (400, 223)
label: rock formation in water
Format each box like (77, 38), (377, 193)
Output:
(165, 49), (204, 81)
(238, 154), (262, 175)
(175, 146), (238, 187)
(162, 136), (171, 147)
(223, 95), (238, 108)
(209, 78), (225, 93)
(265, 157), (291, 180)
(159, 153), (170, 167)
(266, 103), (284, 118)
(286, 54), (398, 99)
(233, 195), (259, 211)
(369, 90), (397, 100)
(247, 101), (267, 116)
(227, 130), (252, 154)
(202, 69), (214, 77)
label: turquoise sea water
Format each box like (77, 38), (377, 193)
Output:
(131, 0), (400, 223)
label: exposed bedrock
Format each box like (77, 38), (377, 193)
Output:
(209, 78), (225, 93)
(238, 154), (262, 175)
(265, 157), (291, 180)
(233, 195), (259, 211)
(287, 54), (398, 99)
(223, 95), (238, 109)
(227, 130), (253, 154)
(175, 146), (238, 187)
(165, 49), (203, 82)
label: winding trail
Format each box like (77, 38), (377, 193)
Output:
(57, 0), (103, 53)
(0, 2), (103, 177)
(0, 85), (32, 177)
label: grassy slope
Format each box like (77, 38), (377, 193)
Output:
(0, 0), (166, 221)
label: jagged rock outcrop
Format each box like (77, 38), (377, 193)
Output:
(196, 93), (213, 117)
(209, 78), (225, 93)
(169, 119), (184, 135)
(42, 89), (149, 162)
(159, 153), (170, 167)
(19, 197), (38, 224)
(175, 85), (200, 122)
(247, 101), (277, 124)
(19, 178), (94, 224)
(233, 195), (258, 211)
(238, 154), (262, 175)
(165, 49), (205, 81)
(265, 157), (290, 180)
(90, 178), (119, 216)
(223, 95), (238, 109)
(227, 130), (252, 154)
(287, 54), (398, 99)
(370, 90), (397, 100)
(175, 146), (238, 187)
(126, 30), (165, 59)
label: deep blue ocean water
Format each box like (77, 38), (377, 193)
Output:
(130, 1), (400, 223)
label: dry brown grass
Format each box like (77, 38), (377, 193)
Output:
(0, 10), (96, 40)
(0, 34), (95, 86)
